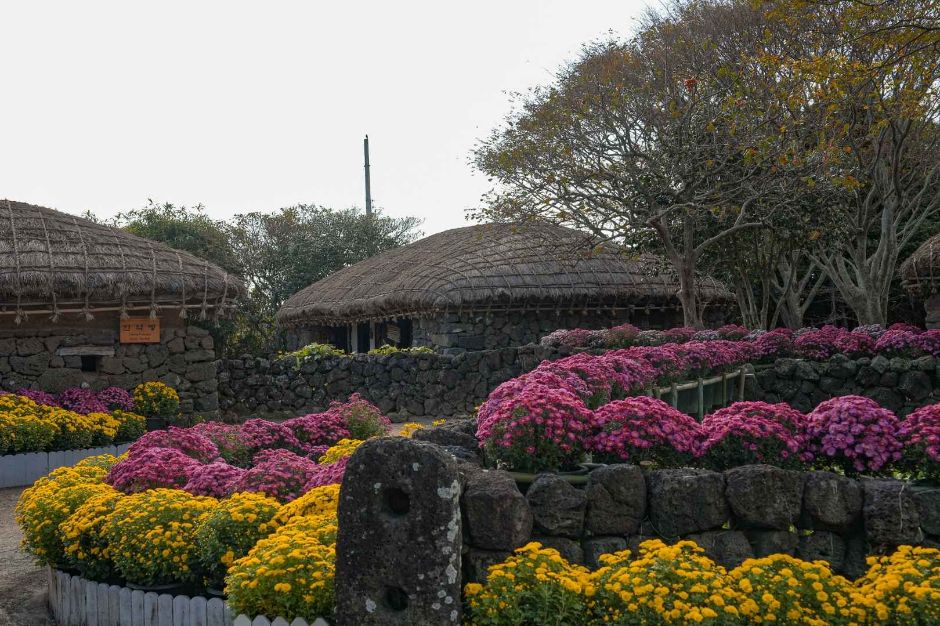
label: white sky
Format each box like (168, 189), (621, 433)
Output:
(0, 1), (647, 236)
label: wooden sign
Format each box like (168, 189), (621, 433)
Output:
(119, 317), (160, 344)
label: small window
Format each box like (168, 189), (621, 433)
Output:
(80, 355), (99, 372)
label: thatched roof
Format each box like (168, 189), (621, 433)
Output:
(277, 222), (733, 326)
(901, 231), (940, 298)
(0, 200), (244, 320)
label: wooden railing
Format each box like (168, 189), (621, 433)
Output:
(646, 366), (750, 420)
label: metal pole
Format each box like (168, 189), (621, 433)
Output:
(363, 135), (373, 216)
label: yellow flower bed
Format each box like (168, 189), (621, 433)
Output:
(0, 393), (146, 454)
(60, 488), (124, 580)
(132, 381), (180, 418)
(194, 492), (281, 588)
(317, 438), (364, 464)
(225, 514), (337, 621)
(104, 488), (218, 586)
(466, 540), (940, 626)
(272, 484), (340, 527)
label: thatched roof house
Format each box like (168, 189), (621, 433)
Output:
(0, 199), (242, 320)
(0, 200), (245, 414)
(901, 232), (940, 328)
(278, 222), (733, 352)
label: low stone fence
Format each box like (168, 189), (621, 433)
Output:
(333, 436), (940, 624)
(749, 354), (940, 415)
(218, 345), (574, 419)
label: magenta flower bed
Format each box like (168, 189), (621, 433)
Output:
(13, 385), (134, 412)
(591, 397), (702, 466)
(897, 404), (940, 482)
(700, 401), (808, 469)
(801, 396), (903, 474)
(104, 394), (389, 502)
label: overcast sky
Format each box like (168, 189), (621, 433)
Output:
(1, 1), (647, 236)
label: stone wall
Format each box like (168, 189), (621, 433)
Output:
(411, 309), (683, 353)
(749, 354), (940, 416)
(414, 417), (939, 581)
(219, 344), (573, 419)
(0, 313), (219, 416)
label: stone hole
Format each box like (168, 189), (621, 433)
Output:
(383, 486), (411, 517)
(384, 585), (409, 612)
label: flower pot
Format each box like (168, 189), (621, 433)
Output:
(125, 581), (185, 594)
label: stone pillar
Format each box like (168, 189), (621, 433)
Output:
(335, 438), (462, 626)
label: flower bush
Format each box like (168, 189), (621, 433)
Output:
(897, 403), (940, 482)
(875, 329), (925, 358)
(591, 397), (702, 467)
(272, 484), (340, 527)
(184, 461), (248, 498)
(318, 438), (363, 464)
(284, 412), (350, 450)
(106, 447), (203, 493)
(58, 388), (109, 414)
(803, 395), (903, 474)
(60, 488), (124, 580)
(194, 492), (281, 588)
(232, 449), (317, 502)
(128, 427), (219, 462)
(225, 515), (336, 622)
(330, 394), (391, 439)
(857, 545), (940, 624)
(241, 418), (303, 454)
(464, 542), (590, 626)
(476, 383), (594, 472)
(16, 475), (117, 568)
(468, 540), (940, 626)
(726, 554), (868, 625)
(0, 414), (57, 455)
(700, 401), (808, 469)
(590, 540), (737, 625)
(192, 421), (252, 467)
(104, 488), (217, 586)
(132, 381), (180, 418)
(97, 387), (135, 411)
(0, 386), (162, 455)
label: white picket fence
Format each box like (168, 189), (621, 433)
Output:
(0, 443), (132, 489)
(48, 569), (331, 626)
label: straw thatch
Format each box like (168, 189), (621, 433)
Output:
(901, 232), (940, 298)
(277, 222), (733, 326)
(0, 200), (244, 321)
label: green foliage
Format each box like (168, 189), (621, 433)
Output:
(284, 342), (346, 360)
(367, 344), (434, 356)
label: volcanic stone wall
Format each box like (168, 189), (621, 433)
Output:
(749, 354), (940, 416)
(457, 457), (940, 582)
(0, 314), (219, 416)
(218, 344), (575, 419)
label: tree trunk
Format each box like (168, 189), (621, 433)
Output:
(677, 260), (703, 328)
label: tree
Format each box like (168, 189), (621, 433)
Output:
(112, 201), (241, 275)
(766, 0), (940, 324)
(472, 0), (815, 327)
(230, 205), (422, 318)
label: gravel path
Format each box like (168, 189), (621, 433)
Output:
(0, 488), (53, 626)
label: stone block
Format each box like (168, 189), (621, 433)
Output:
(912, 486), (940, 537)
(647, 468), (729, 537)
(463, 470), (532, 551)
(863, 479), (921, 546)
(532, 536), (584, 564)
(585, 464), (646, 535)
(686, 530), (753, 569)
(526, 474), (588, 539)
(801, 471), (862, 532)
(725, 465), (803, 530)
